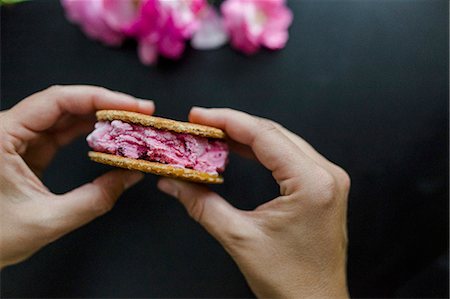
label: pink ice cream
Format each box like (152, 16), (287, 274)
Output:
(87, 120), (228, 174)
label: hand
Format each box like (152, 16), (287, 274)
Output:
(0, 85), (154, 268)
(157, 108), (350, 298)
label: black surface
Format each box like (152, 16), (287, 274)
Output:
(1, 0), (448, 298)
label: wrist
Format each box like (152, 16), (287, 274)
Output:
(248, 266), (348, 299)
(276, 278), (348, 299)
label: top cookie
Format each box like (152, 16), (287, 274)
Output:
(96, 110), (226, 139)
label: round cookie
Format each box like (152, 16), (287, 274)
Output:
(96, 110), (226, 139)
(89, 152), (224, 184)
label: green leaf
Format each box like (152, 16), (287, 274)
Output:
(0, 0), (29, 5)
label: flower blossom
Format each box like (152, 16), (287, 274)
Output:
(60, 0), (293, 65)
(126, 0), (209, 64)
(221, 0), (293, 55)
(191, 6), (228, 51)
(61, 0), (141, 46)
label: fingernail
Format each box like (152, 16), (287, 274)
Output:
(191, 106), (208, 113)
(124, 171), (144, 189)
(137, 99), (155, 110)
(157, 179), (178, 198)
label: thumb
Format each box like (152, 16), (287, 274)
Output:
(157, 178), (252, 247)
(50, 169), (143, 236)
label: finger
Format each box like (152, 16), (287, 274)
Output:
(49, 113), (95, 133)
(7, 85), (155, 137)
(269, 121), (348, 180)
(189, 107), (317, 184)
(22, 120), (96, 177)
(53, 118), (96, 147)
(48, 170), (143, 236)
(226, 138), (256, 160)
(266, 120), (331, 166)
(157, 178), (253, 246)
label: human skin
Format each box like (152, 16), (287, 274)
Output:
(0, 85), (154, 268)
(158, 107), (351, 298)
(0, 86), (350, 298)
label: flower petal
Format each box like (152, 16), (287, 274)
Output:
(261, 29), (288, 49)
(220, 0), (292, 54)
(61, 0), (124, 46)
(191, 7), (228, 50)
(103, 0), (141, 32)
(138, 38), (158, 65)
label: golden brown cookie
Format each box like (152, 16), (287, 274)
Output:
(88, 151), (224, 184)
(96, 110), (226, 139)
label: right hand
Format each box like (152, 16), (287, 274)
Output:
(157, 107), (350, 298)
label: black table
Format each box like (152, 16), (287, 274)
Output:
(1, 1), (448, 297)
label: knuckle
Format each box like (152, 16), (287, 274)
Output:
(257, 118), (278, 134)
(268, 119), (283, 130)
(90, 183), (117, 214)
(221, 219), (256, 250)
(335, 166), (351, 192)
(96, 189), (116, 214)
(90, 86), (111, 102)
(46, 84), (64, 93)
(187, 196), (205, 223)
(223, 229), (249, 248)
(43, 85), (68, 100)
(94, 86), (109, 94)
(312, 167), (338, 205)
(221, 107), (234, 114)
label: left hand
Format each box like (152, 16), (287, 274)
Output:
(0, 85), (154, 268)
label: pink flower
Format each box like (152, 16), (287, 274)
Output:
(61, 0), (293, 65)
(191, 6), (228, 50)
(102, 0), (143, 32)
(61, 0), (142, 46)
(126, 0), (208, 65)
(221, 0), (293, 55)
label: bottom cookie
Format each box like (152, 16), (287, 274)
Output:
(88, 151), (224, 184)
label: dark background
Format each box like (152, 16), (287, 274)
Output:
(1, 0), (448, 298)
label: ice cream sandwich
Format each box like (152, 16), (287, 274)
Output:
(86, 110), (228, 184)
